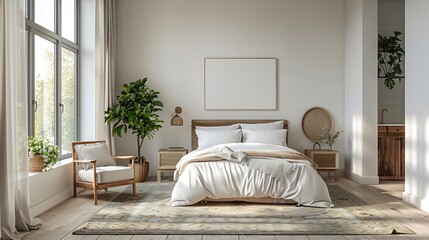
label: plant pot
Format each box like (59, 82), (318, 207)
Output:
(29, 155), (44, 172)
(131, 160), (150, 182)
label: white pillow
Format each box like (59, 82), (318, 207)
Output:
(240, 121), (284, 130)
(196, 124), (240, 131)
(196, 129), (242, 149)
(74, 142), (115, 169)
(242, 129), (287, 146)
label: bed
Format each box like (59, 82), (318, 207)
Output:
(170, 119), (333, 208)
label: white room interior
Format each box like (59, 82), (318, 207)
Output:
(20, 0), (429, 227)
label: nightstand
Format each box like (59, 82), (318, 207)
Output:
(304, 149), (339, 182)
(157, 148), (188, 182)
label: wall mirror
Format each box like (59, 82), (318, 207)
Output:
(204, 58), (277, 110)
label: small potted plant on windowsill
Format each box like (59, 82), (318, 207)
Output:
(28, 136), (59, 172)
(105, 78), (164, 182)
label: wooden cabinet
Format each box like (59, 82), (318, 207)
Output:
(157, 148), (188, 182)
(304, 149), (339, 182)
(378, 126), (405, 181)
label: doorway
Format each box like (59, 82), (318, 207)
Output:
(377, 0), (405, 183)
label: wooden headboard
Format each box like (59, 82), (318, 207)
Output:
(191, 119), (289, 150)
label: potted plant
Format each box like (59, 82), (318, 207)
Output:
(319, 128), (343, 151)
(28, 136), (59, 172)
(378, 31), (405, 90)
(105, 78), (163, 182)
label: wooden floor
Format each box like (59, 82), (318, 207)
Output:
(24, 178), (429, 240)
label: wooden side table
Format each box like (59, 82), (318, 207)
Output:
(304, 149), (339, 182)
(157, 148), (188, 182)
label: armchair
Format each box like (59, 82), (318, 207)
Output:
(71, 140), (136, 205)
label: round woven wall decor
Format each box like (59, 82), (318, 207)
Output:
(301, 107), (333, 142)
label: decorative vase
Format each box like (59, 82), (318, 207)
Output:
(327, 143), (333, 151)
(29, 155), (44, 172)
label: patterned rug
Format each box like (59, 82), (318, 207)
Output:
(73, 183), (413, 235)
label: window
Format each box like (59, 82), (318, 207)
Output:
(34, 0), (55, 32)
(60, 47), (76, 154)
(34, 36), (56, 141)
(26, 0), (79, 158)
(61, 0), (75, 42)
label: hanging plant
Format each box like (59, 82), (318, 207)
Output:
(378, 31), (405, 90)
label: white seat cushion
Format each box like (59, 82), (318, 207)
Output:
(78, 166), (133, 183)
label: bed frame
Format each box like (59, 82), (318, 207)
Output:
(191, 119), (289, 150)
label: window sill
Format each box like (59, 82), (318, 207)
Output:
(29, 157), (73, 177)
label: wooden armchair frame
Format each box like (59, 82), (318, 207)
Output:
(71, 140), (136, 205)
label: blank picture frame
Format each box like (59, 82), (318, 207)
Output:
(204, 58), (277, 110)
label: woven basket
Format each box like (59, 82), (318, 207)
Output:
(29, 155), (45, 172)
(130, 158), (149, 182)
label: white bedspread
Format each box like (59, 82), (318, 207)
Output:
(170, 143), (333, 208)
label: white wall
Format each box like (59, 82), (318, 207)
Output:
(378, 0), (405, 124)
(115, 0), (346, 176)
(79, 0), (96, 141)
(404, 0), (429, 213)
(344, 0), (378, 184)
(362, 0), (378, 183)
(29, 163), (73, 216)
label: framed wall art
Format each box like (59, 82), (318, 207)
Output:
(204, 58), (277, 110)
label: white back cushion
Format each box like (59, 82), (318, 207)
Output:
(240, 120), (284, 130)
(196, 129), (242, 149)
(242, 129), (287, 146)
(196, 124), (240, 131)
(74, 142), (115, 168)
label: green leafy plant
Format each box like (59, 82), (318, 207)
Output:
(28, 136), (59, 171)
(104, 78), (164, 164)
(378, 31), (405, 90)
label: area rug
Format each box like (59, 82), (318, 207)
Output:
(73, 183), (413, 235)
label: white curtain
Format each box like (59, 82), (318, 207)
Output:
(0, 0), (42, 239)
(95, 0), (116, 155)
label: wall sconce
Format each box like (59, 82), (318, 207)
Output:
(171, 106), (183, 126)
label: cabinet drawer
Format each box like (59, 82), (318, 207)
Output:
(388, 126), (404, 133)
(158, 149), (187, 169)
(378, 126), (388, 133)
(312, 153), (338, 168)
(159, 153), (183, 168)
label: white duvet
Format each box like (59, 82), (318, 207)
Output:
(170, 143), (333, 208)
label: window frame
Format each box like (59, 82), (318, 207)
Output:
(26, 0), (80, 159)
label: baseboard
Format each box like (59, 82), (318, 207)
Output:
(30, 187), (81, 217)
(344, 169), (379, 185)
(403, 192), (429, 213)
